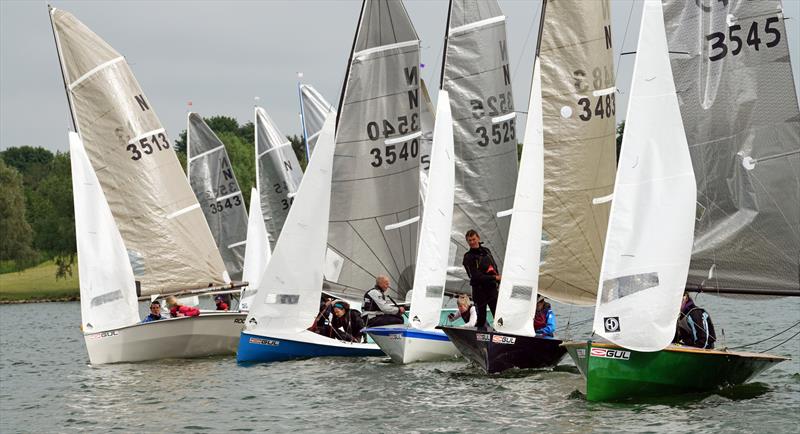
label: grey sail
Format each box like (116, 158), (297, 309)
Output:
(299, 84), (335, 156)
(441, 0), (518, 293)
(51, 8), (229, 295)
(537, 0), (617, 305)
(328, 0), (421, 298)
(255, 107), (304, 249)
(186, 112), (248, 282)
(663, 0), (800, 293)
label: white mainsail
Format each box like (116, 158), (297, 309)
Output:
(245, 114), (336, 333)
(327, 0), (421, 298)
(299, 84), (335, 157)
(408, 91), (455, 331)
(187, 112), (248, 281)
(70, 132), (140, 333)
(493, 60), (544, 337)
(51, 8), (228, 295)
(418, 79), (435, 206)
(254, 106), (304, 249)
(593, 0), (697, 352)
(240, 188), (271, 311)
(441, 0), (518, 294)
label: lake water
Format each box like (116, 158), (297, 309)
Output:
(1, 296), (798, 433)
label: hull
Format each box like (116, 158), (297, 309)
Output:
(563, 341), (789, 402)
(438, 326), (566, 374)
(83, 312), (246, 364)
(237, 329), (384, 363)
(365, 326), (461, 364)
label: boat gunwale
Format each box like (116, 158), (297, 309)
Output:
(560, 340), (790, 361)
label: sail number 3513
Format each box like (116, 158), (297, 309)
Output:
(706, 17), (781, 62)
(126, 132), (170, 161)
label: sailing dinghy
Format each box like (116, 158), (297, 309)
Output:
(563, 0), (795, 401)
(441, 0), (618, 373)
(53, 8), (246, 364)
(365, 91), (459, 364)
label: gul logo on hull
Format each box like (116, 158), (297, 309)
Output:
(476, 333), (491, 342)
(492, 335), (516, 345)
(590, 347), (630, 360)
(87, 330), (119, 340)
(249, 337), (279, 346)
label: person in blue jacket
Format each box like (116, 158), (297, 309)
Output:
(533, 295), (556, 337)
(141, 301), (165, 323)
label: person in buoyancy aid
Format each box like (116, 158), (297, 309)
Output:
(323, 300), (365, 342)
(673, 292), (716, 349)
(362, 276), (405, 327)
(533, 295), (556, 337)
(447, 294), (477, 327)
(462, 229), (500, 329)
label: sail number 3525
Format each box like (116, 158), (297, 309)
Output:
(706, 17), (781, 62)
(127, 132), (170, 161)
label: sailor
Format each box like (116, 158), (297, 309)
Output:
(447, 294), (477, 327)
(165, 295), (200, 318)
(214, 295), (229, 311)
(533, 295), (556, 337)
(673, 292), (716, 349)
(462, 229), (500, 329)
(327, 300), (365, 342)
(141, 301), (166, 323)
(362, 276), (405, 327)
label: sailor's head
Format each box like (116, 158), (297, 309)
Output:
(456, 294), (471, 313)
(332, 300), (348, 317)
(150, 301), (161, 313)
(165, 295), (179, 307)
(537, 294), (545, 308)
(465, 229), (481, 249)
(375, 276), (390, 291)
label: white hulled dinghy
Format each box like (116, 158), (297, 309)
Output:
(53, 8), (245, 364)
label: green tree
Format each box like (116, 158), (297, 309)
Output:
(0, 146), (54, 189)
(616, 120), (625, 165)
(0, 158), (38, 270)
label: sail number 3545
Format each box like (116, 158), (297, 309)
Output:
(706, 17), (781, 62)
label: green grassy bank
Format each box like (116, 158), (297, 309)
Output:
(0, 261), (79, 302)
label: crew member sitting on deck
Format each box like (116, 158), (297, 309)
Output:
(325, 300), (365, 342)
(533, 295), (556, 337)
(141, 301), (166, 323)
(214, 295), (229, 311)
(165, 295), (200, 318)
(673, 292), (716, 349)
(362, 276), (405, 327)
(447, 294), (477, 327)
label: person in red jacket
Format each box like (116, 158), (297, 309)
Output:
(165, 295), (200, 318)
(214, 295), (229, 311)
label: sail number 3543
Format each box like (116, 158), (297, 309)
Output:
(706, 17), (781, 62)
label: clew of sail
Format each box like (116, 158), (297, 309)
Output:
(328, 0), (421, 299)
(493, 60), (545, 337)
(245, 114), (337, 333)
(441, 0), (518, 294)
(240, 188), (271, 311)
(70, 132), (140, 333)
(187, 112), (248, 282)
(536, 0), (617, 306)
(51, 8), (228, 295)
(408, 91), (455, 331)
(663, 0), (800, 294)
(299, 84), (335, 157)
(593, 0), (696, 352)
(254, 107), (304, 250)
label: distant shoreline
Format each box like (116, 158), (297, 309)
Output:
(0, 296), (79, 304)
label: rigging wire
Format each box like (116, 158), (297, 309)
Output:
(614, 1), (636, 89)
(760, 329), (800, 354)
(511, 3), (540, 82)
(727, 320), (800, 350)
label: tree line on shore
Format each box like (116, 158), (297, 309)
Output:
(0, 115), (306, 277)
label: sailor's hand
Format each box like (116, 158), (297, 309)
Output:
(495, 274), (501, 281)
(398, 306), (406, 315)
(447, 313), (455, 321)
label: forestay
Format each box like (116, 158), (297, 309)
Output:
(593, 0), (697, 352)
(255, 107), (304, 249)
(328, 0), (421, 299)
(245, 115), (336, 333)
(299, 84), (335, 157)
(70, 132), (140, 333)
(663, 0), (800, 294)
(441, 0), (518, 294)
(187, 113), (248, 281)
(537, 0), (617, 306)
(408, 91), (455, 331)
(494, 60), (544, 337)
(51, 8), (228, 295)
(240, 188), (271, 311)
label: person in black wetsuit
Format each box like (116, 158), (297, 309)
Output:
(462, 229), (500, 329)
(673, 292), (716, 349)
(362, 276), (405, 327)
(327, 300), (365, 342)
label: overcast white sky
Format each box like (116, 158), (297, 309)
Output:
(1, 0), (799, 152)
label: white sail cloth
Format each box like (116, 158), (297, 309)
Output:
(245, 114), (337, 333)
(493, 60), (545, 337)
(408, 91), (455, 331)
(240, 188), (271, 311)
(70, 132), (140, 333)
(593, 0), (697, 352)
(52, 8), (228, 295)
(299, 84), (335, 156)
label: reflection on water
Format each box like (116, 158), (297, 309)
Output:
(1, 298), (799, 433)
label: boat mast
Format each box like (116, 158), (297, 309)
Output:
(48, 5), (78, 134)
(335, 0), (367, 133)
(438, 0), (453, 89)
(297, 79), (311, 162)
